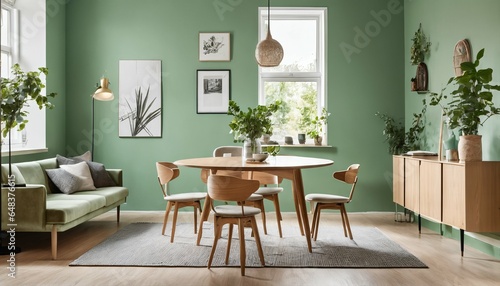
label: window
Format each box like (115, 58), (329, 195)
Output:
(1, 2), (47, 156)
(258, 8), (327, 145)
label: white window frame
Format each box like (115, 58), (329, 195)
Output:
(1, 1), (48, 157)
(257, 7), (327, 145)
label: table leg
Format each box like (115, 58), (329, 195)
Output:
(292, 169), (312, 253)
(292, 183), (305, 236)
(196, 194), (212, 246)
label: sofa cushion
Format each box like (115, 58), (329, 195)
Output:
(1, 164), (26, 185)
(46, 168), (83, 194)
(46, 200), (93, 224)
(48, 193), (106, 211)
(11, 162), (45, 186)
(57, 154), (116, 188)
(60, 162), (96, 191)
(77, 186), (129, 206)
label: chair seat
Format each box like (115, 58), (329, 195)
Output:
(214, 205), (261, 217)
(245, 193), (264, 201)
(165, 192), (206, 202)
(305, 193), (350, 204)
(255, 186), (283, 195)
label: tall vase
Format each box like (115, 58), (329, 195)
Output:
(243, 137), (262, 160)
(458, 135), (482, 163)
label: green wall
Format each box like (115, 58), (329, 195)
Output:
(404, 0), (500, 158)
(60, 0), (404, 212)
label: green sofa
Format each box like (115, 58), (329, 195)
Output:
(1, 157), (128, 259)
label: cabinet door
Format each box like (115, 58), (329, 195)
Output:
(393, 156), (405, 206)
(419, 161), (442, 221)
(404, 158), (420, 212)
(442, 164), (465, 229)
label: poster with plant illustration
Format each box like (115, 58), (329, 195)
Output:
(118, 60), (162, 137)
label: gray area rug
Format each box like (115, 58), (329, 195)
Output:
(70, 222), (427, 268)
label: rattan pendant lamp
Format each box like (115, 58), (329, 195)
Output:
(255, 0), (283, 67)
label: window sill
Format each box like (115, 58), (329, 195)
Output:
(1, 147), (48, 157)
(262, 144), (332, 148)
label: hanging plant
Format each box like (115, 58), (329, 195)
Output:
(410, 23), (431, 65)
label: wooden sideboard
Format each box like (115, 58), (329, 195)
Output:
(393, 155), (500, 255)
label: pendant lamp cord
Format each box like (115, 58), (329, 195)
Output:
(267, 0), (271, 32)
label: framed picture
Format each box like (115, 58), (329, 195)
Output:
(118, 60), (162, 137)
(196, 69), (231, 114)
(199, 32), (230, 61)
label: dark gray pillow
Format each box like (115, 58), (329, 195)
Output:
(56, 154), (116, 188)
(46, 168), (83, 194)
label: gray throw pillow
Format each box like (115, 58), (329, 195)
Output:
(46, 168), (83, 194)
(56, 154), (116, 188)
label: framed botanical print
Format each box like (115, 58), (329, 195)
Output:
(199, 32), (230, 61)
(196, 69), (231, 114)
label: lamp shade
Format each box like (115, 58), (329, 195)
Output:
(255, 30), (284, 67)
(93, 77), (114, 101)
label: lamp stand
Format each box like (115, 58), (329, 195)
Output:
(91, 97), (95, 161)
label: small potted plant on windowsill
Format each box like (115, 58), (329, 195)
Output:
(429, 48), (500, 162)
(227, 100), (281, 159)
(305, 108), (330, 146)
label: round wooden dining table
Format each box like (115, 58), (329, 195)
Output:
(174, 155), (334, 252)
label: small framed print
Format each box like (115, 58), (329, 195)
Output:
(196, 69), (231, 114)
(199, 32), (230, 61)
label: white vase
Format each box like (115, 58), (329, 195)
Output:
(458, 135), (482, 163)
(243, 138), (262, 160)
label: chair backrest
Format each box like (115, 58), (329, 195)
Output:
(248, 171), (283, 186)
(156, 162), (180, 197)
(207, 175), (260, 203)
(333, 164), (360, 202)
(213, 146), (245, 178)
(213, 146), (243, 157)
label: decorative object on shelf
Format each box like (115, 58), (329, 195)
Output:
(196, 69), (231, 114)
(228, 100), (281, 160)
(199, 32), (231, 62)
(1, 63), (57, 255)
(453, 39), (471, 76)
(298, 133), (306, 144)
(119, 60), (162, 137)
(255, 0), (283, 67)
(411, 62), (428, 92)
(376, 99), (427, 155)
(429, 48), (500, 162)
(305, 108), (330, 146)
(410, 23), (431, 66)
(284, 136), (293, 145)
(91, 77), (114, 161)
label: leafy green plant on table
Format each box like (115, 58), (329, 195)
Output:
(429, 48), (500, 135)
(227, 100), (281, 143)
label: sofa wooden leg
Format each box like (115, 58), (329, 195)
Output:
(51, 225), (57, 260)
(117, 205), (121, 223)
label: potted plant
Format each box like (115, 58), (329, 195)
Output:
(1, 63), (56, 162)
(410, 23), (431, 66)
(430, 48), (500, 162)
(305, 108), (330, 146)
(227, 100), (281, 159)
(376, 99), (427, 155)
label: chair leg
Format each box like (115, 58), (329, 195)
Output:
(238, 218), (246, 276)
(310, 203), (319, 239)
(208, 217), (223, 269)
(339, 204), (348, 238)
(225, 224), (234, 265)
(258, 200), (267, 235)
(170, 203), (179, 243)
(271, 194), (283, 238)
(342, 204), (353, 239)
(314, 205), (322, 241)
(251, 217), (265, 266)
(162, 202), (173, 235)
(193, 204), (198, 234)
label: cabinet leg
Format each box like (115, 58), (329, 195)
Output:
(418, 214), (421, 234)
(460, 229), (464, 257)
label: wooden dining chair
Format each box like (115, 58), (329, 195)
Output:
(156, 162), (207, 243)
(249, 171), (284, 238)
(212, 146), (268, 235)
(206, 174), (265, 276)
(305, 164), (360, 241)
